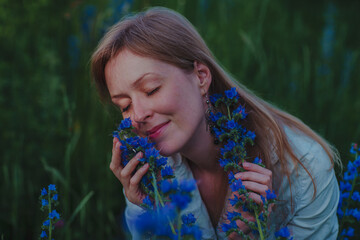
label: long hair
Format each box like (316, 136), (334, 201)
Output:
(90, 7), (340, 198)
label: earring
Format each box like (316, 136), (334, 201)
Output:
(205, 94), (219, 145)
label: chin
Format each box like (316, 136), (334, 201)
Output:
(154, 141), (180, 157)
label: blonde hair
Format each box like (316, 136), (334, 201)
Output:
(91, 7), (339, 198)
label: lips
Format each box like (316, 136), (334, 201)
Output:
(147, 121), (170, 139)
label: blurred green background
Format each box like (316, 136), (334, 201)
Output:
(1, 0), (359, 239)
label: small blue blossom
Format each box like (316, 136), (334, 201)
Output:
(42, 199), (49, 206)
(209, 93), (223, 104)
(224, 87), (238, 100)
(179, 179), (196, 192)
(246, 130), (256, 140)
(49, 210), (60, 219)
(48, 184), (56, 191)
(43, 220), (50, 226)
(226, 120), (237, 129)
(119, 117), (132, 130)
(253, 157), (262, 164)
(340, 181), (352, 192)
(351, 191), (360, 202)
(182, 213), (196, 225)
(170, 193), (191, 210)
(266, 190), (277, 200)
(53, 194), (58, 201)
(40, 230), (47, 238)
(160, 180), (172, 193)
(221, 220), (237, 233)
(275, 226), (291, 238)
(161, 166), (174, 178)
(142, 196), (153, 208)
(230, 179), (245, 192)
(41, 188), (47, 196)
(229, 195), (241, 206)
(227, 211), (242, 220)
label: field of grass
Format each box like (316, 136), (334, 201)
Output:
(1, 0), (359, 239)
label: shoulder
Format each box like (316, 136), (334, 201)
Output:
(272, 126), (340, 238)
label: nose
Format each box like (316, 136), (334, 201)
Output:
(131, 99), (152, 126)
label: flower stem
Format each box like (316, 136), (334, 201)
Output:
(48, 191), (52, 240)
(255, 211), (264, 240)
(227, 105), (231, 119)
(151, 172), (176, 235)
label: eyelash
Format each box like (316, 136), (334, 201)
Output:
(146, 87), (160, 96)
(121, 87), (160, 112)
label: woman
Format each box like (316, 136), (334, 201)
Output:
(91, 7), (340, 239)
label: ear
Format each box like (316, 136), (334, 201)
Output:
(194, 61), (212, 96)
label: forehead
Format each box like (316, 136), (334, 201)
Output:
(105, 50), (169, 88)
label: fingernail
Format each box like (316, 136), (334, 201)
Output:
(243, 162), (249, 168)
(136, 152), (143, 158)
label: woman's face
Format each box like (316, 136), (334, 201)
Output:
(105, 49), (211, 156)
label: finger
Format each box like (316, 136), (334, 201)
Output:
(242, 162), (272, 177)
(119, 152), (143, 185)
(235, 171), (271, 187)
(129, 163), (149, 189)
(110, 142), (123, 173)
(247, 192), (263, 205)
(113, 136), (119, 149)
(242, 180), (269, 196)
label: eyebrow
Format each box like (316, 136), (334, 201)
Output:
(111, 72), (159, 99)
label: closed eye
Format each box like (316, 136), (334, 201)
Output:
(146, 87), (160, 96)
(122, 105), (130, 112)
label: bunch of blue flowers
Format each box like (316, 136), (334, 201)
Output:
(113, 119), (202, 239)
(338, 143), (360, 239)
(39, 184), (61, 239)
(209, 87), (292, 240)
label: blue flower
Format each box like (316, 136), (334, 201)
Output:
(266, 190), (277, 200)
(246, 131), (256, 140)
(229, 195), (241, 206)
(341, 227), (355, 237)
(219, 158), (230, 168)
(225, 87), (238, 99)
(253, 157), (262, 164)
(351, 191), (360, 202)
(49, 210), (60, 219)
(170, 193), (191, 210)
(40, 230), (47, 238)
(53, 194), (58, 201)
(340, 181), (352, 192)
(210, 112), (223, 122)
(145, 148), (160, 159)
(42, 199), (49, 206)
(41, 188), (47, 196)
(119, 117), (132, 130)
(227, 211), (241, 220)
(224, 140), (236, 151)
(221, 220), (237, 233)
(230, 179), (245, 192)
(233, 105), (247, 118)
(160, 180), (172, 193)
(275, 226), (291, 238)
(209, 93), (223, 104)
(226, 119), (238, 130)
(48, 184), (56, 191)
(142, 196), (153, 208)
(228, 172), (235, 183)
(43, 220), (50, 227)
(182, 213), (196, 225)
(181, 225), (202, 240)
(161, 166), (174, 178)
(179, 179), (196, 193)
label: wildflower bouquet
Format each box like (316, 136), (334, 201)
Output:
(113, 120), (202, 239)
(39, 184), (61, 239)
(338, 143), (360, 239)
(209, 88), (291, 240)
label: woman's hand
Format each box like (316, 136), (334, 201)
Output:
(110, 137), (149, 205)
(224, 162), (273, 239)
(235, 162), (273, 204)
